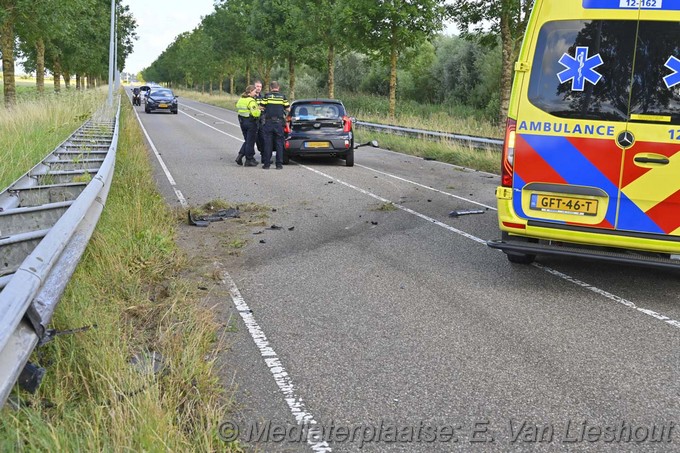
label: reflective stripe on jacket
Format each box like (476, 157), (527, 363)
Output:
(261, 91), (290, 119)
(236, 96), (261, 118)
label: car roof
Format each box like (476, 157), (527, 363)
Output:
(292, 99), (344, 105)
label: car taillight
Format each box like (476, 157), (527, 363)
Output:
(342, 115), (352, 133)
(501, 118), (516, 188)
(284, 115), (291, 134)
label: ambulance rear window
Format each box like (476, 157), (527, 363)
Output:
(528, 20), (680, 124)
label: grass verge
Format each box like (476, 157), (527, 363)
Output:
(176, 89), (501, 175)
(0, 88), (106, 189)
(0, 99), (238, 452)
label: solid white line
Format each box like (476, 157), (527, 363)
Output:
(132, 104), (189, 208)
(216, 265), (332, 453)
(356, 163), (496, 211)
(300, 164), (487, 245)
(179, 110), (244, 142)
(298, 163), (680, 331)
(182, 103), (240, 128)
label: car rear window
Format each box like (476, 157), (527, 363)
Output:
(151, 89), (173, 97)
(528, 20), (680, 124)
(292, 103), (344, 120)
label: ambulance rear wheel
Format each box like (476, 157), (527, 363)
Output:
(505, 252), (536, 265)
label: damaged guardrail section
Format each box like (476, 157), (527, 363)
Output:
(0, 100), (121, 406)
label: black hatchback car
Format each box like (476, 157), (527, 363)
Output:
(145, 88), (178, 114)
(284, 99), (354, 166)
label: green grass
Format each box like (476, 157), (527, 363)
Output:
(177, 89), (502, 174)
(0, 98), (238, 452)
(0, 88), (106, 189)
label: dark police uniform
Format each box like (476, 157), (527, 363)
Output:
(254, 91), (266, 158)
(260, 90), (290, 169)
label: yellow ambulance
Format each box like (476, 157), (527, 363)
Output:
(488, 0), (680, 269)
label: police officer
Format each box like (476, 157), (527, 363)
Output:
(253, 80), (266, 160)
(260, 81), (289, 169)
(235, 85), (261, 167)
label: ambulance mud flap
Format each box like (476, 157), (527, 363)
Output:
(487, 239), (680, 271)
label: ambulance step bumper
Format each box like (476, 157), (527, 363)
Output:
(487, 239), (680, 270)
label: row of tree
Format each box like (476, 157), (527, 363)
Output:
(0, 0), (137, 106)
(142, 0), (534, 121)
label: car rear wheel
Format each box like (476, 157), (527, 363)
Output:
(345, 149), (354, 167)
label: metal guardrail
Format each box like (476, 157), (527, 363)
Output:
(353, 120), (504, 150)
(0, 99), (121, 406)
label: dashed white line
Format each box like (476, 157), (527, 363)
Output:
(216, 264), (332, 453)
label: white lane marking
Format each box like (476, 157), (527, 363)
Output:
(534, 263), (680, 329)
(356, 163), (496, 211)
(300, 164), (486, 245)
(132, 104), (189, 208)
(217, 265), (332, 453)
(298, 163), (680, 331)
(179, 110), (244, 141)
(182, 103), (240, 128)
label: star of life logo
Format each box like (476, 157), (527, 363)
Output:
(557, 46), (604, 91)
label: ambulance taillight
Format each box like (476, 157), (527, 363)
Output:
(501, 118), (516, 188)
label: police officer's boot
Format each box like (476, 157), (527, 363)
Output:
(245, 157), (258, 167)
(235, 153), (244, 166)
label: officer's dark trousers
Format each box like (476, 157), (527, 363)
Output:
(263, 120), (284, 166)
(256, 120), (265, 156)
(238, 117), (257, 159)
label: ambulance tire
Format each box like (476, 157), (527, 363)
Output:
(505, 252), (536, 265)
(502, 232), (536, 264)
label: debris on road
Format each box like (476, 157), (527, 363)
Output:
(259, 239), (266, 244)
(288, 226), (295, 231)
(423, 156), (437, 161)
(188, 208), (240, 227)
(267, 224), (283, 230)
(448, 209), (486, 218)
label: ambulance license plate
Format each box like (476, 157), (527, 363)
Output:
(530, 194), (598, 216)
(159, 103), (168, 108)
(305, 141), (330, 148)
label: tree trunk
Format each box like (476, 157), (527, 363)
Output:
(327, 43), (335, 99)
(388, 26), (398, 120)
(230, 75), (234, 95)
(246, 66), (251, 85)
(288, 55), (296, 100)
(219, 74), (224, 95)
(0, 15), (17, 107)
(36, 38), (46, 94)
(63, 70), (71, 89)
(499, 11), (514, 123)
(53, 59), (62, 93)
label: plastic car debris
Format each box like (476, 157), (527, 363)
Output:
(449, 209), (486, 217)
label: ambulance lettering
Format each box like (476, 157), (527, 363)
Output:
(518, 121), (614, 136)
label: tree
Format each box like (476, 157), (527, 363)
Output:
(347, 0), (450, 118)
(452, 0), (534, 121)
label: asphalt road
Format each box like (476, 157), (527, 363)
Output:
(131, 90), (680, 453)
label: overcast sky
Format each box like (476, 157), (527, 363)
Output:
(121, 0), (216, 75)
(121, 0), (457, 75)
